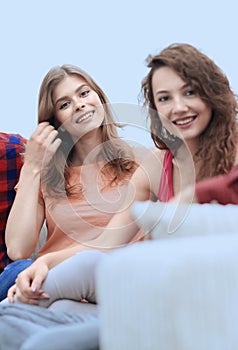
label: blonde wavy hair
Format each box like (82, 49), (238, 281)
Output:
(142, 43), (238, 181)
(38, 64), (137, 196)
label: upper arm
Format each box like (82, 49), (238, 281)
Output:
(131, 148), (164, 201)
(36, 197), (46, 237)
(88, 151), (164, 249)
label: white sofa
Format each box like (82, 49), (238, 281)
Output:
(96, 202), (238, 350)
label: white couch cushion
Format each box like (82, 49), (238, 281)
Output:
(131, 201), (238, 239)
(97, 233), (238, 350)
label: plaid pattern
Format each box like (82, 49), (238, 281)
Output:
(0, 133), (26, 272)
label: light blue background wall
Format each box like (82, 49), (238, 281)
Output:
(1, 0), (237, 145)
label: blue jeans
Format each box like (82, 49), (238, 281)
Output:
(0, 259), (34, 301)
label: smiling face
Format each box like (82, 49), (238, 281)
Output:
(152, 66), (212, 151)
(53, 74), (105, 140)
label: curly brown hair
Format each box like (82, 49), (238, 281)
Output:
(141, 43), (238, 181)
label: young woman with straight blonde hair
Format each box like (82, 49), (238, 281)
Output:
(0, 64), (137, 301)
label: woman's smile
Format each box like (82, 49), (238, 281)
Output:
(172, 115), (197, 127)
(75, 110), (94, 124)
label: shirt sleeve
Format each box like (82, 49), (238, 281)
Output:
(195, 166), (238, 205)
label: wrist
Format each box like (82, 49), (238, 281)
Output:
(35, 254), (50, 268)
(21, 162), (42, 176)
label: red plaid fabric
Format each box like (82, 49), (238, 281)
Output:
(0, 133), (27, 272)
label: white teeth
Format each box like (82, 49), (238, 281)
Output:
(175, 117), (194, 125)
(77, 112), (93, 123)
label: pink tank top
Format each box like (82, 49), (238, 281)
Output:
(158, 150), (174, 202)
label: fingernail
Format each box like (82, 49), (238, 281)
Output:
(41, 293), (50, 299)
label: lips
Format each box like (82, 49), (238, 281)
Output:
(75, 111), (94, 124)
(172, 116), (196, 126)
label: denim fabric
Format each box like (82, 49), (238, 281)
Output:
(0, 259), (33, 301)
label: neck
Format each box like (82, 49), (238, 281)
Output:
(71, 129), (103, 166)
(186, 138), (200, 158)
(173, 142), (196, 191)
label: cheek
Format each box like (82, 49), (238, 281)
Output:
(201, 104), (212, 123)
(55, 113), (64, 125)
(155, 104), (169, 120)
(92, 97), (104, 117)
(97, 105), (105, 123)
(196, 98), (211, 113)
(55, 110), (71, 126)
(203, 111), (213, 129)
(90, 91), (102, 105)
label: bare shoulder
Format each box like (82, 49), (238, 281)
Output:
(131, 146), (157, 164)
(139, 147), (164, 170)
(130, 147), (165, 200)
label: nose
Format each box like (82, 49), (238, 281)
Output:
(172, 96), (188, 114)
(75, 98), (86, 112)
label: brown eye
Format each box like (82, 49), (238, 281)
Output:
(80, 89), (90, 97)
(186, 89), (195, 96)
(159, 96), (168, 102)
(59, 102), (70, 110)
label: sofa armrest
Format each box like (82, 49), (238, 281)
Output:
(131, 201), (238, 239)
(97, 234), (238, 349)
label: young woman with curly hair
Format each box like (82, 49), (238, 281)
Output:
(142, 43), (238, 184)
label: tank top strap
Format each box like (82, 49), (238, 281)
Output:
(157, 150), (174, 202)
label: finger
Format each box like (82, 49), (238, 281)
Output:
(15, 288), (49, 304)
(30, 289), (50, 300)
(31, 274), (47, 294)
(7, 285), (17, 303)
(15, 291), (39, 305)
(31, 122), (50, 137)
(35, 126), (57, 145)
(16, 278), (44, 299)
(25, 127), (54, 155)
(30, 124), (56, 145)
(26, 294), (50, 305)
(15, 272), (32, 291)
(14, 283), (43, 303)
(43, 138), (62, 163)
(45, 128), (59, 144)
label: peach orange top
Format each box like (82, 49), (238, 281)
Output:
(38, 163), (130, 255)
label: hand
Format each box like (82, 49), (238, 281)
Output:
(7, 259), (50, 305)
(24, 122), (62, 173)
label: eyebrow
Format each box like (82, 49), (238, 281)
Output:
(54, 84), (89, 106)
(155, 82), (190, 96)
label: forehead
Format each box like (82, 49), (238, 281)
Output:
(53, 75), (88, 100)
(152, 66), (186, 92)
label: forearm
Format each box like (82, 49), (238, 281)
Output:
(86, 210), (141, 250)
(6, 164), (44, 259)
(36, 215), (138, 272)
(170, 185), (197, 204)
(37, 244), (92, 270)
